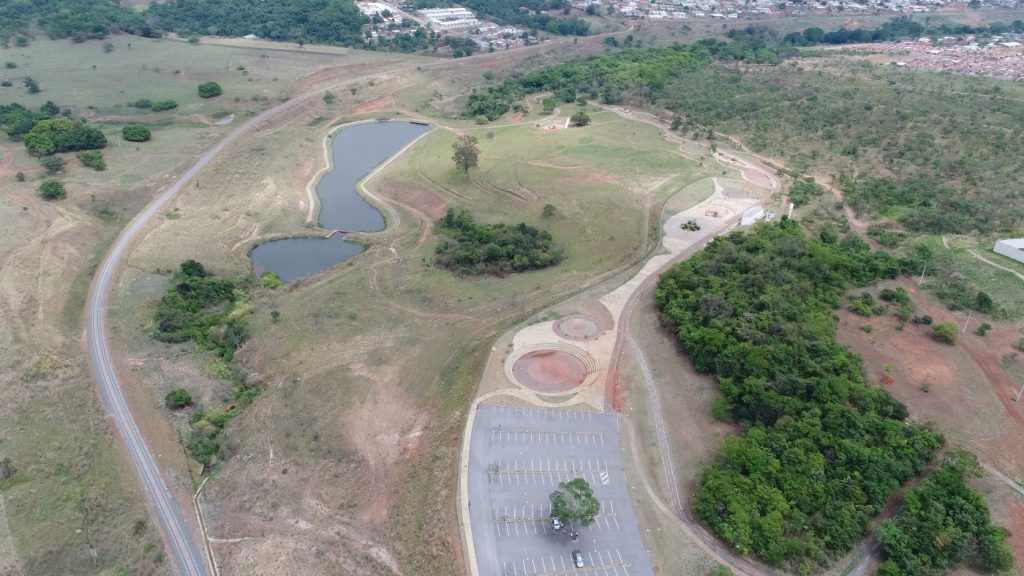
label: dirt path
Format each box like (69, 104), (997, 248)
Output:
(966, 249), (1024, 282)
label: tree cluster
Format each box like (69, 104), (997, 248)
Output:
(0, 102), (60, 139)
(24, 118), (106, 156)
(781, 17), (1024, 47)
(878, 451), (1013, 576)
(0, 0), (157, 43)
(147, 0), (368, 47)
(197, 82), (223, 99)
(656, 220), (944, 570)
(122, 124), (151, 142)
(434, 208), (563, 276)
(152, 260), (249, 362)
(456, 0), (589, 36)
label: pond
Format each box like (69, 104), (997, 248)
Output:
(249, 120), (431, 282)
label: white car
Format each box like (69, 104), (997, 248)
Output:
(551, 516), (563, 531)
(572, 550), (584, 568)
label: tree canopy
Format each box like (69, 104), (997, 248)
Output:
(24, 118), (106, 156)
(877, 451), (1013, 576)
(656, 220), (943, 570)
(549, 478), (600, 526)
(434, 208), (563, 276)
(451, 134), (479, 173)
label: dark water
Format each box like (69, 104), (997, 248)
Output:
(317, 121), (432, 231)
(249, 121), (431, 282)
(250, 235), (364, 282)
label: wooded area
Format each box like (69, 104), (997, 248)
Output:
(434, 208), (563, 276)
(656, 221), (953, 570)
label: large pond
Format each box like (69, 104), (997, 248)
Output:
(250, 120), (431, 282)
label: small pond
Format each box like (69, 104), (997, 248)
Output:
(249, 120), (431, 282)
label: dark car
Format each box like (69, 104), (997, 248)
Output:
(571, 550), (584, 569)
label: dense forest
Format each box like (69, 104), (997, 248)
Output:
(0, 0), (588, 49)
(780, 16), (1024, 46)
(434, 208), (563, 276)
(655, 220), (1001, 570)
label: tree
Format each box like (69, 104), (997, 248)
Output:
(23, 76), (39, 93)
(198, 81), (222, 98)
(165, 388), (193, 409)
(570, 111), (591, 127)
(451, 135), (479, 174)
(38, 179), (67, 200)
(323, 91), (335, 106)
(932, 321), (958, 345)
(122, 124), (151, 142)
(549, 478), (600, 527)
(40, 155), (65, 175)
(542, 203), (557, 218)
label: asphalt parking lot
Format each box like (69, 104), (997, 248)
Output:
(468, 405), (654, 576)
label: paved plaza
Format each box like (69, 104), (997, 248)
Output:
(467, 405), (655, 576)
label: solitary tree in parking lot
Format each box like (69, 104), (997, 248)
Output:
(549, 478), (600, 527)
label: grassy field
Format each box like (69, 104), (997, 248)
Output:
(0, 35), (416, 575)
(102, 65), (711, 574)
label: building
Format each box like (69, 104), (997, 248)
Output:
(994, 238), (1024, 264)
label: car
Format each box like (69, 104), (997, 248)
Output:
(571, 550), (584, 569)
(551, 516), (563, 531)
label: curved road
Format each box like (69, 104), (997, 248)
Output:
(85, 84), (354, 576)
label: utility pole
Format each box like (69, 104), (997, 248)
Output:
(1016, 381), (1024, 403)
(962, 309), (972, 333)
(919, 263), (927, 284)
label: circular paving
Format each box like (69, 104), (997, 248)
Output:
(553, 315), (604, 341)
(511, 350), (589, 394)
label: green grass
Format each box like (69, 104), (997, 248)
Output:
(0, 35), (389, 115)
(917, 235), (1024, 320)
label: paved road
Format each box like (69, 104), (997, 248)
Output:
(468, 405), (654, 576)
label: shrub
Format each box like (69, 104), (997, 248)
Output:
(932, 321), (959, 345)
(130, 98), (153, 109)
(40, 155), (65, 175)
(259, 271), (282, 289)
(165, 388), (193, 409)
(14, 171), (25, 182)
(122, 124), (151, 142)
(76, 150), (106, 171)
(198, 82), (222, 98)
(975, 322), (992, 336)
(570, 111), (591, 127)
(38, 179), (66, 200)
(4, 62), (15, 69)
(151, 99), (178, 112)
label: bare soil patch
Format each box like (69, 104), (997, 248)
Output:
(381, 178), (447, 221)
(512, 350), (589, 393)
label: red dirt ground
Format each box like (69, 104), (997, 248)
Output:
(742, 168), (775, 189)
(837, 278), (1024, 558)
(512, 350), (588, 393)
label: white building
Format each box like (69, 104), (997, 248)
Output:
(994, 238), (1024, 264)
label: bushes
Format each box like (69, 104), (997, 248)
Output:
(569, 111), (591, 127)
(434, 208), (563, 276)
(657, 220), (942, 569)
(932, 321), (959, 345)
(197, 82), (222, 98)
(24, 118), (106, 156)
(40, 155), (65, 175)
(164, 388), (193, 409)
(38, 179), (66, 200)
(151, 99), (179, 112)
(122, 124), (151, 142)
(877, 451), (1013, 575)
(788, 177), (825, 207)
(76, 150), (106, 171)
